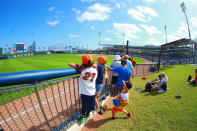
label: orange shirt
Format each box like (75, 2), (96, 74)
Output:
(195, 74), (197, 85)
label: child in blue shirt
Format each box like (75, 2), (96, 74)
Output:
(95, 56), (108, 111)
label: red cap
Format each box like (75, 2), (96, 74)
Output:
(124, 55), (129, 59)
(82, 54), (93, 64)
(97, 56), (108, 64)
(142, 76), (146, 80)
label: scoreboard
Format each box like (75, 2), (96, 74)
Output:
(13, 44), (28, 51)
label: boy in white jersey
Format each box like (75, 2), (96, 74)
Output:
(68, 54), (98, 123)
(110, 80), (132, 120)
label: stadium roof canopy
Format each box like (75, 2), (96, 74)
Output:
(161, 38), (197, 47)
(100, 43), (160, 50)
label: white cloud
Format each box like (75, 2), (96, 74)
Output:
(190, 17), (197, 28)
(140, 24), (161, 35)
(147, 38), (162, 45)
(116, 3), (121, 9)
(128, 9), (146, 22)
(88, 3), (111, 13)
(106, 30), (114, 34)
(166, 22), (189, 42)
(165, 21), (196, 42)
(72, 8), (81, 14)
(127, 6), (158, 22)
(176, 22), (188, 38)
(164, 34), (179, 43)
(113, 23), (141, 39)
(143, 0), (156, 3)
(46, 20), (59, 26)
(162, 19), (197, 43)
(77, 3), (111, 22)
(192, 30), (197, 39)
(137, 6), (158, 17)
(48, 6), (55, 11)
(90, 25), (95, 30)
(103, 37), (111, 41)
(68, 34), (80, 38)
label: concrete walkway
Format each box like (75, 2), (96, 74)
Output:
(81, 97), (114, 131)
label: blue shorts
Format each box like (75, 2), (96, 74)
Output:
(96, 84), (104, 93)
(81, 94), (95, 112)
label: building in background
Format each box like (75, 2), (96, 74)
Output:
(29, 41), (36, 52)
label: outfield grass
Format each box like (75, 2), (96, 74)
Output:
(98, 65), (197, 131)
(1, 54), (196, 130)
(0, 54), (144, 103)
(0, 54), (144, 73)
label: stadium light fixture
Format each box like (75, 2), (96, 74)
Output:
(180, 2), (192, 64)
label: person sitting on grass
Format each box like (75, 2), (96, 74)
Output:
(153, 75), (167, 93)
(161, 72), (168, 85)
(146, 74), (167, 93)
(188, 69), (197, 86)
(110, 80), (132, 120)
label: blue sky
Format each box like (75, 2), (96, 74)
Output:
(0, 0), (197, 50)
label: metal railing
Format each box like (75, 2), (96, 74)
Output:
(0, 64), (158, 131)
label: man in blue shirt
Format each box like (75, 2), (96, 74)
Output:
(106, 59), (132, 96)
(123, 55), (135, 76)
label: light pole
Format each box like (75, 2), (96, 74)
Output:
(180, 2), (192, 64)
(98, 32), (101, 49)
(164, 25), (167, 44)
(11, 30), (15, 54)
(122, 33), (125, 45)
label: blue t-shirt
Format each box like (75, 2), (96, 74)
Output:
(113, 66), (131, 87)
(96, 64), (105, 84)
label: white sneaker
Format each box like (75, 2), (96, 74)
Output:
(95, 107), (99, 112)
(157, 89), (164, 94)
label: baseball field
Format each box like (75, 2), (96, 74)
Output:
(0, 54), (144, 73)
(0, 54), (197, 131)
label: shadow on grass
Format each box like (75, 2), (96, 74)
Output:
(189, 85), (197, 87)
(140, 89), (160, 96)
(84, 116), (131, 129)
(84, 118), (110, 129)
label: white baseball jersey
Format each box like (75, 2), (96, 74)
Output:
(120, 92), (129, 101)
(79, 67), (98, 96)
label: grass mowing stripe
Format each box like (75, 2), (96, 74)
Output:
(0, 54), (143, 73)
